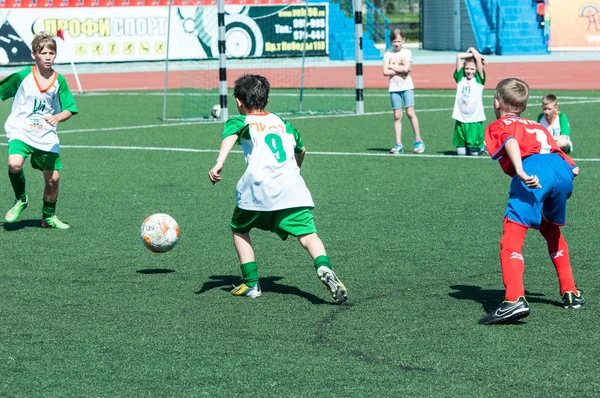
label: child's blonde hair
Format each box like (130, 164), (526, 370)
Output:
(390, 29), (405, 41)
(542, 94), (558, 106)
(495, 78), (530, 114)
(31, 32), (57, 53)
(462, 57), (477, 69)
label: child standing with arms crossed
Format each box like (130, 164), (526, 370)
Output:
(452, 47), (487, 156)
(479, 78), (583, 325)
(0, 32), (78, 229)
(208, 74), (347, 303)
(537, 94), (573, 153)
(382, 29), (425, 154)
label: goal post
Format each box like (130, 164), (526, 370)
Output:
(162, 0), (365, 121)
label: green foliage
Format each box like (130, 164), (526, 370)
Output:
(0, 89), (598, 396)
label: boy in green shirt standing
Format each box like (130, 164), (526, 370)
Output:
(452, 47), (487, 156)
(0, 32), (78, 229)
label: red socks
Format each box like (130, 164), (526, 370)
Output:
(499, 218), (577, 301)
(539, 219), (577, 295)
(499, 219), (528, 301)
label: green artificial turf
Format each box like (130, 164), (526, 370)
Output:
(0, 89), (598, 397)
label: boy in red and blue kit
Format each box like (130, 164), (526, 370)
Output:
(479, 78), (584, 325)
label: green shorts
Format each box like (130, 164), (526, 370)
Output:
(8, 140), (62, 171)
(453, 121), (484, 149)
(230, 206), (317, 240)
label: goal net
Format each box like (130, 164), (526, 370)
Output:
(161, 0), (360, 121)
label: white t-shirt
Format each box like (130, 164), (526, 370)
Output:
(384, 49), (414, 92)
(0, 66), (78, 152)
(536, 112), (571, 138)
(222, 112), (314, 211)
(452, 68), (486, 123)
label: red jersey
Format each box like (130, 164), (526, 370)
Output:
(485, 115), (576, 176)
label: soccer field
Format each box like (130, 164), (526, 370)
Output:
(1, 89), (599, 396)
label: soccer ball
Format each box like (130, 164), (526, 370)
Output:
(140, 213), (180, 253)
(211, 104), (221, 119)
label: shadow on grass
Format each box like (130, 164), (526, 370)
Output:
(136, 269), (176, 274)
(195, 274), (331, 304)
(366, 147), (393, 153)
(449, 284), (564, 313)
(2, 219), (43, 231)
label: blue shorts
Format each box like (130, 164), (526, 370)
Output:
(390, 90), (415, 110)
(505, 153), (575, 229)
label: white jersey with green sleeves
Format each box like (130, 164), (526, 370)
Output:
(0, 66), (78, 153)
(451, 68), (486, 123)
(222, 112), (314, 211)
(537, 112), (571, 138)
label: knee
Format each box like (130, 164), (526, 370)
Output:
(7, 160), (23, 173)
(45, 172), (60, 186)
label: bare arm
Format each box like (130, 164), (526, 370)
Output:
(467, 47), (487, 75)
(455, 53), (471, 71)
(295, 146), (306, 169)
(383, 55), (411, 76)
(44, 110), (73, 127)
(505, 138), (541, 188)
(208, 134), (239, 185)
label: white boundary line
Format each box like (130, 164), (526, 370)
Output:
(1, 98), (598, 161)
(0, 142), (597, 162)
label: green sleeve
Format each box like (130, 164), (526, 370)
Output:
(222, 115), (248, 143)
(453, 68), (463, 83)
(57, 74), (78, 115)
(475, 69), (486, 85)
(536, 113), (543, 123)
(282, 118), (304, 153)
(558, 112), (571, 136)
(0, 67), (31, 101)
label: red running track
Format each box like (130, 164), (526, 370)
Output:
(60, 61), (600, 91)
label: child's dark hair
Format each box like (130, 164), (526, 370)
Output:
(390, 29), (405, 41)
(31, 32), (57, 53)
(233, 74), (270, 111)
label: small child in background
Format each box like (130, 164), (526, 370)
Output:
(382, 29), (425, 154)
(452, 47), (487, 156)
(537, 94), (573, 153)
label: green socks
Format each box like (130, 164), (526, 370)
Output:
(8, 170), (26, 201)
(240, 261), (259, 288)
(241, 256), (331, 287)
(314, 255), (332, 272)
(42, 200), (57, 219)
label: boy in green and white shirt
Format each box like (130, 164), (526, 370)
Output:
(537, 94), (573, 154)
(0, 32), (78, 229)
(208, 74), (347, 303)
(452, 47), (487, 156)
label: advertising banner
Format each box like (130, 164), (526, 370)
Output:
(549, 0), (600, 50)
(0, 4), (327, 64)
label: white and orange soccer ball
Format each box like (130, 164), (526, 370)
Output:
(140, 213), (180, 253)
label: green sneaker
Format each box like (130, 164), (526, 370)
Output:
(42, 215), (70, 230)
(5, 197), (28, 223)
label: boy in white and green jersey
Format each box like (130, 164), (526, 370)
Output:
(537, 94), (572, 154)
(452, 47), (487, 156)
(0, 32), (78, 229)
(208, 74), (347, 303)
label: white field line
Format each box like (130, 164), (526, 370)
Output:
(0, 96), (592, 138)
(0, 142), (597, 162)
(0, 97), (598, 161)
